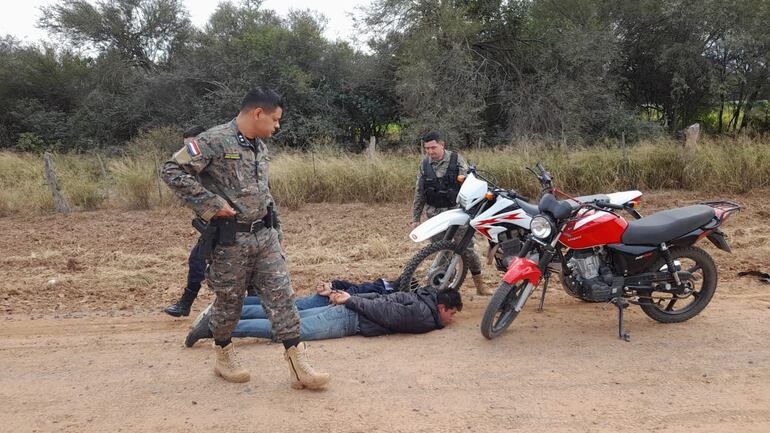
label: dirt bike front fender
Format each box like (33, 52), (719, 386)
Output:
(503, 257), (542, 285)
(409, 209), (470, 242)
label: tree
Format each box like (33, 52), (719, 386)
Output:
(39, 0), (192, 70)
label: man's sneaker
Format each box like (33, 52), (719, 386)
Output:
(185, 303), (213, 347)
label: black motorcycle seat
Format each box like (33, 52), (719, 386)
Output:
(515, 198), (540, 216)
(621, 205), (715, 245)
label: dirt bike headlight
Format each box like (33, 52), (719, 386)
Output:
(530, 215), (553, 239)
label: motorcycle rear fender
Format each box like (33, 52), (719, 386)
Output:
(503, 257), (542, 285)
(670, 223), (732, 253)
(606, 190), (642, 206)
(706, 229), (732, 253)
(409, 209), (470, 242)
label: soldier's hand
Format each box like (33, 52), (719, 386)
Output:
(316, 281), (333, 297)
(410, 221), (419, 229)
(214, 204), (236, 218)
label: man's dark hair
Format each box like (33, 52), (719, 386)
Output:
(422, 131), (444, 143)
(240, 88), (285, 113)
(182, 125), (205, 139)
(437, 288), (463, 311)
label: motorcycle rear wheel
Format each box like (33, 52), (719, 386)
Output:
(480, 281), (528, 339)
(639, 246), (717, 323)
(397, 240), (468, 292)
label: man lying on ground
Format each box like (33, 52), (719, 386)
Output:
(185, 282), (462, 346)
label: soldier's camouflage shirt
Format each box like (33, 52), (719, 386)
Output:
(162, 118), (283, 239)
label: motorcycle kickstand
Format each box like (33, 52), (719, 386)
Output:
(610, 296), (631, 342)
(537, 273), (550, 312)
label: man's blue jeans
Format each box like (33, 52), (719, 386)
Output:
(232, 304), (359, 341)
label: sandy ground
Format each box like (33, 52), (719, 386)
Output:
(1, 191), (769, 432)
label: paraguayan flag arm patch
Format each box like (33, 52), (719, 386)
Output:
(186, 139), (201, 158)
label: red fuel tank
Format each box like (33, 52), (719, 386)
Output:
(559, 210), (628, 249)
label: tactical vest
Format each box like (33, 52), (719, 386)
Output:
(422, 152), (461, 208)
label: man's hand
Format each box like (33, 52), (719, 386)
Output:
(316, 281), (333, 297)
(410, 221), (419, 229)
(214, 203), (236, 218)
(329, 291), (351, 305)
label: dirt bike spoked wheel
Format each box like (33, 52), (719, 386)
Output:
(398, 240), (468, 292)
(480, 280), (531, 339)
(639, 246), (718, 323)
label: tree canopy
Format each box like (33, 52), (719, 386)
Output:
(1, 0), (768, 151)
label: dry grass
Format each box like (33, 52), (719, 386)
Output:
(1, 136), (768, 217)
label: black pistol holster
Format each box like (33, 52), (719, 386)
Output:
(263, 203), (278, 229)
(215, 218), (238, 246)
(192, 217), (219, 259)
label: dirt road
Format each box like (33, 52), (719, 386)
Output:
(1, 192), (769, 432)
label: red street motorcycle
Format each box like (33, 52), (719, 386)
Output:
(480, 163), (741, 341)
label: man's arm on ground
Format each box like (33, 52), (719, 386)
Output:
(331, 279), (387, 296)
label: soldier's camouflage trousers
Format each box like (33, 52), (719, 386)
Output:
(206, 227), (300, 342)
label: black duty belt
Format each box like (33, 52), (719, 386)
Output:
(232, 220), (267, 233)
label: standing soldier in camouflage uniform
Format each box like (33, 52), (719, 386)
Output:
(410, 131), (491, 295)
(162, 88), (330, 389)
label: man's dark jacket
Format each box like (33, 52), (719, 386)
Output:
(343, 287), (444, 337)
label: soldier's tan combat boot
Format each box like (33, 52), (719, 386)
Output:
(473, 273), (493, 295)
(213, 342), (250, 383)
(284, 342), (330, 390)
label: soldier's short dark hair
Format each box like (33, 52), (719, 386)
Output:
(183, 125), (205, 139)
(422, 131), (445, 143)
(437, 288), (463, 311)
(240, 88), (285, 113)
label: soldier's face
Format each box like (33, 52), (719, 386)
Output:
(253, 107), (283, 138)
(423, 140), (445, 161)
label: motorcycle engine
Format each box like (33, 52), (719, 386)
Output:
(565, 249), (623, 302)
(492, 232), (524, 272)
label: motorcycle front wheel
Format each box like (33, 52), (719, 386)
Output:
(480, 281), (528, 339)
(397, 240), (468, 292)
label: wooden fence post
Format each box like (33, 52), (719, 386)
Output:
(684, 123), (700, 151)
(43, 152), (71, 213)
(365, 135), (376, 160)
